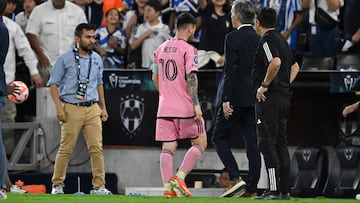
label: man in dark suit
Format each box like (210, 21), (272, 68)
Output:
(211, 0), (261, 198)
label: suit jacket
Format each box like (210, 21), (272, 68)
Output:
(0, 16), (9, 96)
(222, 25), (259, 107)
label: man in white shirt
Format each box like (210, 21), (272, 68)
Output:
(26, 0), (87, 82)
(2, 15), (43, 159)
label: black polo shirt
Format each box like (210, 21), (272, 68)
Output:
(252, 29), (296, 96)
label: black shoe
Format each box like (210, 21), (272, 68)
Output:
(281, 192), (291, 200)
(253, 191), (282, 200)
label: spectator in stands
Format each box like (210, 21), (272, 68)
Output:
(167, 0), (201, 46)
(95, 8), (127, 69)
(342, 79), (360, 118)
(15, 0), (42, 32)
(130, 0), (170, 69)
(341, 0), (360, 53)
(123, 0), (147, 68)
(84, 0), (103, 27)
(3, 0), (16, 20)
(302, 0), (343, 57)
(25, 0), (87, 82)
(260, 0), (303, 52)
(198, 0), (233, 69)
(217, 168), (230, 188)
(0, 0), (9, 199)
(47, 23), (111, 195)
(152, 13), (207, 198)
(2, 13), (43, 159)
(212, 0), (261, 198)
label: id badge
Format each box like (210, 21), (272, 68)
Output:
(75, 82), (87, 100)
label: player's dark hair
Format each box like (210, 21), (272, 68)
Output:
(256, 7), (277, 28)
(74, 23), (97, 37)
(175, 12), (196, 30)
(145, 0), (162, 12)
(0, 0), (7, 15)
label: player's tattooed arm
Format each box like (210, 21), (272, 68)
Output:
(186, 72), (200, 105)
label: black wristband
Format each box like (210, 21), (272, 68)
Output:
(261, 83), (269, 88)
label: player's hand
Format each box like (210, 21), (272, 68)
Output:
(256, 86), (268, 102)
(194, 104), (202, 123)
(222, 101), (233, 119)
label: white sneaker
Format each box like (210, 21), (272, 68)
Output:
(10, 185), (28, 193)
(90, 187), (112, 195)
(0, 189), (7, 199)
(51, 185), (64, 194)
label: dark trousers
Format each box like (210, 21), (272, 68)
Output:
(255, 93), (291, 193)
(211, 106), (261, 193)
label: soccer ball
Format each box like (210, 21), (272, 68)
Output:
(7, 81), (29, 104)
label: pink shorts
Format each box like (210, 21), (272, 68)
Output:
(155, 117), (207, 141)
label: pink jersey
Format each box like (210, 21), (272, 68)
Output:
(154, 38), (198, 118)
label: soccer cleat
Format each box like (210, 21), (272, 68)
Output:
(0, 188), (7, 199)
(170, 176), (192, 197)
(163, 190), (177, 198)
(90, 187), (112, 195)
(252, 190), (282, 200)
(220, 177), (246, 197)
(281, 192), (291, 200)
(51, 185), (64, 194)
(10, 185), (28, 193)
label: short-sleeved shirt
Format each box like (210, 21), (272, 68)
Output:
(47, 49), (103, 103)
(252, 30), (295, 96)
(25, 1), (87, 66)
(95, 26), (127, 66)
(133, 22), (170, 68)
(198, 3), (232, 55)
(260, 0), (302, 50)
(153, 38), (198, 118)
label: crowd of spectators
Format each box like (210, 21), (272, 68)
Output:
(3, 0), (359, 72)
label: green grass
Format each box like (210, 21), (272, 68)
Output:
(3, 193), (359, 203)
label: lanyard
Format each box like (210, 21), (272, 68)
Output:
(73, 47), (92, 84)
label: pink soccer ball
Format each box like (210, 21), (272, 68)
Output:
(7, 81), (29, 104)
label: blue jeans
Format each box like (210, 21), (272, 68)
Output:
(0, 96), (7, 189)
(308, 24), (340, 57)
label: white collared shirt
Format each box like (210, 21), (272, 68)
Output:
(237, 24), (254, 30)
(26, 1), (87, 66)
(3, 16), (38, 84)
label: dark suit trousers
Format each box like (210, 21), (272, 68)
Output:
(211, 106), (261, 193)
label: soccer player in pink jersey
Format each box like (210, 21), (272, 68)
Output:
(152, 12), (207, 198)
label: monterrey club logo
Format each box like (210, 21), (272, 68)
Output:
(120, 95), (144, 135)
(344, 148), (353, 161)
(343, 74), (354, 91)
(302, 149), (311, 162)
